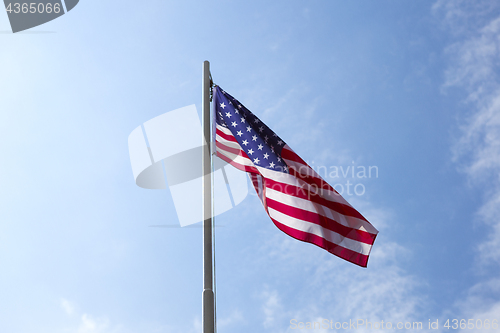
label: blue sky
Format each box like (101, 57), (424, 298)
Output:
(1, 0), (500, 332)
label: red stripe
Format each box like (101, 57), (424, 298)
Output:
(287, 166), (336, 192)
(250, 174), (260, 193)
(216, 120), (377, 267)
(281, 147), (340, 194)
(282, 162), (335, 194)
(216, 151), (259, 173)
(270, 218), (372, 267)
(264, 177), (368, 222)
(250, 174), (268, 208)
(216, 128), (239, 143)
(216, 141), (249, 158)
(281, 145), (306, 164)
(266, 197), (376, 244)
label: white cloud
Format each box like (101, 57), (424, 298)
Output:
(192, 317), (202, 333)
(261, 289), (283, 329)
(78, 314), (111, 333)
(452, 279), (500, 333)
(442, 2), (500, 266)
(254, 205), (424, 333)
(432, 0), (498, 37)
(437, 0), (500, 330)
(58, 299), (123, 333)
(61, 298), (76, 316)
(476, 190), (500, 266)
(217, 310), (244, 329)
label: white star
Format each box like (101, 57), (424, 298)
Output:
(235, 110), (239, 114)
(253, 157), (260, 164)
(241, 117), (246, 123)
(229, 101), (232, 105)
(271, 146), (275, 152)
(254, 118), (260, 123)
(247, 149), (254, 155)
(283, 166), (288, 172)
(277, 157), (281, 162)
(218, 112), (223, 117)
(225, 112), (232, 118)
(238, 105), (242, 108)
(220, 102), (226, 109)
(236, 130), (243, 137)
(273, 133), (278, 137)
(246, 126), (252, 132)
(242, 140), (249, 146)
(259, 126), (264, 132)
(269, 162), (275, 168)
(264, 135), (268, 141)
(263, 153), (269, 159)
(257, 144), (263, 150)
(277, 140), (283, 145)
(252, 135), (257, 141)
(231, 121), (237, 127)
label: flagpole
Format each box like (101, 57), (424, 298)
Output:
(202, 60), (215, 333)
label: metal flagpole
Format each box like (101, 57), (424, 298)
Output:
(202, 60), (215, 333)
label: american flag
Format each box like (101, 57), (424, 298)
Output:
(213, 86), (378, 267)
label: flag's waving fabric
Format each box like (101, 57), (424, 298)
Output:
(213, 86), (378, 267)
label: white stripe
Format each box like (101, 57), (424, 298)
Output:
(217, 148), (255, 168)
(256, 166), (353, 208)
(281, 158), (354, 207)
(216, 124), (234, 136)
(216, 134), (242, 150)
(281, 145), (354, 207)
(249, 174), (265, 204)
(265, 187), (378, 235)
(268, 207), (372, 255)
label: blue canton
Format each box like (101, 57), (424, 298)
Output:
(214, 87), (289, 173)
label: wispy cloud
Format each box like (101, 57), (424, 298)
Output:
(441, 1), (500, 266)
(77, 314), (112, 333)
(452, 278), (500, 333)
(254, 205), (424, 333)
(61, 298), (76, 316)
(437, 0), (500, 329)
(59, 298), (123, 333)
(261, 288), (283, 329)
(217, 309), (245, 328)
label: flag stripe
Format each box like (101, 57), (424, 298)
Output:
(270, 217), (371, 267)
(262, 176), (368, 223)
(216, 124), (237, 137)
(265, 186), (376, 235)
(214, 123), (259, 173)
(267, 207), (373, 255)
(258, 163), (355, 208)
(216, 145), (254, 168)
(216, 128), (239, 144)
(265, 190), (377, 242)
(213, 86), (378, 267)
(216, 140), (247, 158)
(216, 134), (241, 150)
(216, 150), (259, 173)
(266, 198), (376, 245)
(250, 173), (266, 205)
